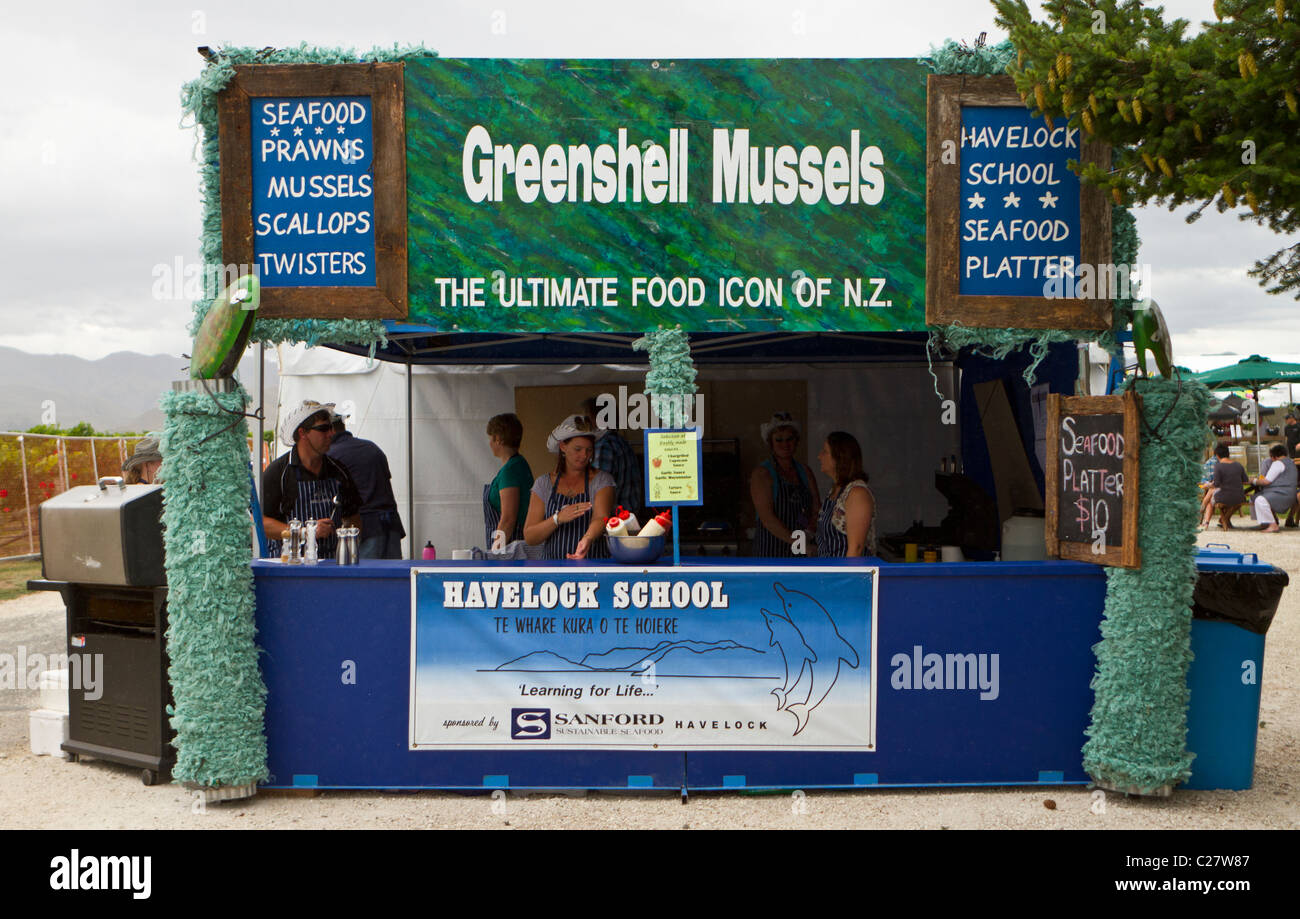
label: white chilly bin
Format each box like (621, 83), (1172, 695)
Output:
(29, 709), (70, 758)
(38, 669), (69, 714)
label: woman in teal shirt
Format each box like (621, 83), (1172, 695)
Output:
(484, 413), (534, 548)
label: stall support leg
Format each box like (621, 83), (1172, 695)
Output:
(407, 361), (414, 559)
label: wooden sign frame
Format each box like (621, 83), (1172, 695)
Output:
(217, 62), (408, 319)
(925, 75), (1111, 330)
(1046, 391), (1141, 568)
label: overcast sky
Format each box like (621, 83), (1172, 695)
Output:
(0, 0), (1293, 369)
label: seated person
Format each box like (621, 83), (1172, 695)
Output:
(1204, 443), (1248, 530)
(1250, 443), (1297, 533)
(816, 432), (876, 557)
(523, 415), (615, 560)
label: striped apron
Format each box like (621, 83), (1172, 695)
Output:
(266, 474), (343, 560)
(483, 482), (525, 549)
(753, 459), (812, 558)
(544, 469), (609, 560)
(816, 494), (848, 558)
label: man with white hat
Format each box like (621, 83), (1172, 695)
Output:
(261, 400), (362, 559)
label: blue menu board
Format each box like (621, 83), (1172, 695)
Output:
(250, 96), (376, 287)
(958, 106), (1081, 297)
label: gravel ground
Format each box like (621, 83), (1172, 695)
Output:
(2, 532), (1296, 830)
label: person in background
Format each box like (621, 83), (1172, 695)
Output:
(580, 396), (643, 518)
(123, 435), (162, 485)
(1250, 443), (1298, 533)
(1197, 442), (1221, 525)
(483, 413), (534, 547)
(1202, 443), (1248, 530)
(523, 415), (615, 560)
(750, 412), (819, 557)
(262, 400), (362, 559)
(816, 432), (877, 557)
(1286, 412), (1300, 458)
(328, 413), (405, 559)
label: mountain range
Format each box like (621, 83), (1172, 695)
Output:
(0, 346), (279, 433)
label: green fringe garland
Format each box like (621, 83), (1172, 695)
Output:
(160, 385), (268, 787)
(920, 40), (1139, 383)
(1082, 377), (1210, 794)
(632, 327), (698, 427)
(180, 43), (437, 351)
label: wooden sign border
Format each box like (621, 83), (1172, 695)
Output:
(925, 74), (1111, 330)
(217, 62), (408, 319)
(1045, 391), (1141, 569)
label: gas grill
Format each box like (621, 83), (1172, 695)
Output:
(29, 476), (173, 785)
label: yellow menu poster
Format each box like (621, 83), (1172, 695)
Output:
(644, 429), (702, 505)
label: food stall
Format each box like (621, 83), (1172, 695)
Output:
(146, 44), (1241, 798)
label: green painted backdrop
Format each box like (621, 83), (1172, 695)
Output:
(404, 59), (927, 333)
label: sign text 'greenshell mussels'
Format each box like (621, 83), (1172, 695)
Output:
(404, 59), (928, 333)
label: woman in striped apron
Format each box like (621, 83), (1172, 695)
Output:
(816, 431), (877, 558)
(482, 413), (534, 549)
(523, 415), (616, 560)
(750, 412), (820, 557)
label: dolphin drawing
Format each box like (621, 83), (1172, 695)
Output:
(759, 582), (860, 736)
(760, 608), (814, 711)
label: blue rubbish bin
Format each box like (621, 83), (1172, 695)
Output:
(1184, 548), (1288, 791)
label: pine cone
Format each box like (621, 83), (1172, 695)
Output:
(1157, 156), (1173, 178)
(1141, 152), (1156, 172)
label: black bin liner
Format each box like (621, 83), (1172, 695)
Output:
(1192, 568), (1289, 635)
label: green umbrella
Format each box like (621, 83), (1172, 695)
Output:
(1192, 355), (1300, 444)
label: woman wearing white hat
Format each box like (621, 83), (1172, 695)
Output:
(750, 412), (820, 557)
(523, 415), (615, 559)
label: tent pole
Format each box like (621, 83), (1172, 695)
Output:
(256, 342), (265, 504)
(407, 360), (414, 560)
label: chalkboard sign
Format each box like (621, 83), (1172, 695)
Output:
(218, 64), (407, 319)
(1045, 392), (1141, 568)
(926, 75), (1111, 330)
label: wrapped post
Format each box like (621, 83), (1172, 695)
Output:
(1083, 377), (1210, 795)
(160, 379), (267, 796)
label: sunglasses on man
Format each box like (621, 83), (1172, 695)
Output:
(306, 423), (333, 433)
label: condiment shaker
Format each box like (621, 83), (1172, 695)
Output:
(303, 518), (318, 565)
(286, 518), (303, 565)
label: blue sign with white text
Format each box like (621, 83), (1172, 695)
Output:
(958, 106), (1082, 297)
(410, 566), (877, 751)
(250, 96), (376, 287)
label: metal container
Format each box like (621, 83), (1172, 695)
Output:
(336, 526), (360, 565)
(39, 478), (165, 586)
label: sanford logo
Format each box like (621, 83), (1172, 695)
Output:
(511, 708), (551, 739)
(889, 645), (1000, 701)
(49, 850), (151, 899)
